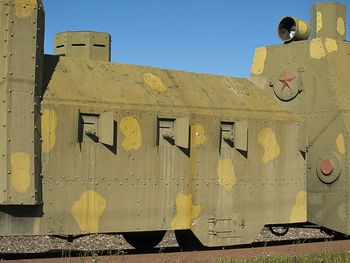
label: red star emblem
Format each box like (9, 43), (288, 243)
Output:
(279, 70), (296, 91)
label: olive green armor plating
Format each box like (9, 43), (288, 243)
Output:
(0, 0), (347, 248)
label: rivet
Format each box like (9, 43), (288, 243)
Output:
(7, 170), (10, 174)
(7, 138), (10, 142)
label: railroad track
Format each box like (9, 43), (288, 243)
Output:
(1, 231), (350, 262)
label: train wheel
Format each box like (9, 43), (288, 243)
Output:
(320, 228), (347, 239)
(122, 231), (166, 249)
(175, 230), (204, 251)
(268, 226), (289, 236)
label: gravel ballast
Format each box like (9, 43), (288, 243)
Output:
(0, 227), (330, 253)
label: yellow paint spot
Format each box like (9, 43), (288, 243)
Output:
(251, 47), (267, 75)
(41, 109), (57, 153)
(325, 38), (338, 53)
(298, 20), (308, 35)
(143, 73), (167, 94)
(71, 190), (106, 233)
(191, 124), (206, 148)
(336, 133), (345, 154)
(120, 116), (142, 151)
(258, 128), (280, 164)
(290, 191), (307, 223)
(217, 158), (237, 191)
(10, 152), (31, 193)
(310, 38), (325, 59)
(15, 0), (37, 18)
(171, 193), (201, 229)
(337, 17), (345, 36)
(317, 11), (322, 33)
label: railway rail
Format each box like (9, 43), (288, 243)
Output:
(0, 227), (348, 262)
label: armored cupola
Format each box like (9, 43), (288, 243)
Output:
(54, 31), (111, 61)
(310, 2), (346, 40)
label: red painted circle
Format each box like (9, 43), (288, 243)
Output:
(321, 160), (333, 175)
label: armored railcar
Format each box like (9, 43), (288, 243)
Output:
(0, 0), (347, 249)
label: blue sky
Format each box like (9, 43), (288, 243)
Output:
(43, 1), (349, 78)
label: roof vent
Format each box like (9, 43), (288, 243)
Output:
(54, 31), (111, 61)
